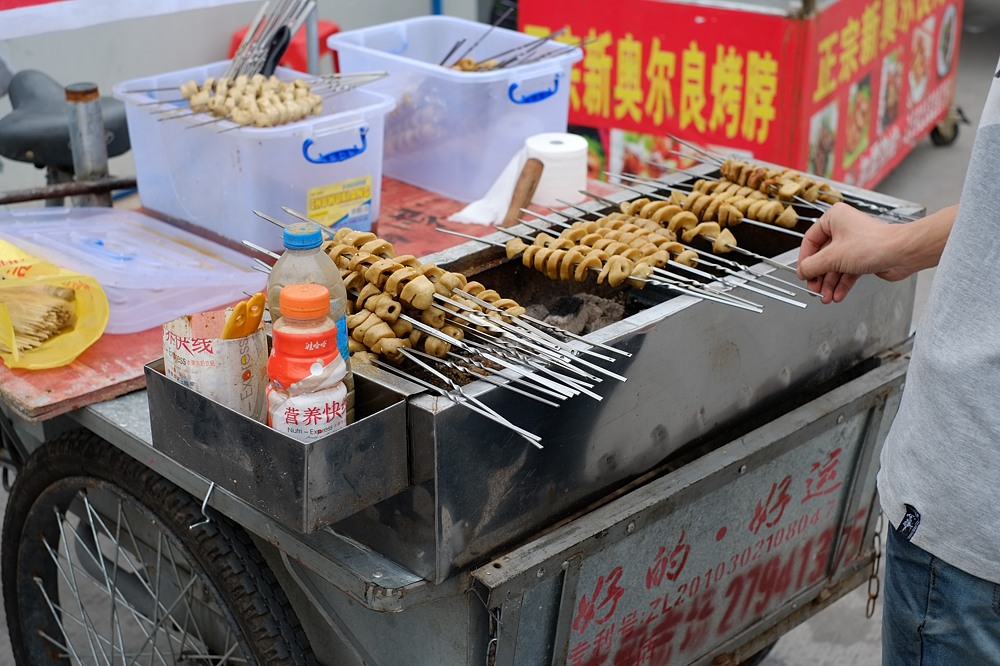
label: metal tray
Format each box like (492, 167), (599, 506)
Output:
(144, 359), (409, 534)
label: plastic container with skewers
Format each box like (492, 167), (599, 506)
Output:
(113, 60), (395, 252)
(328, 15), (582, 203)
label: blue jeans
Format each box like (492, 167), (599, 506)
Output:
(883, 526), (1000, 665)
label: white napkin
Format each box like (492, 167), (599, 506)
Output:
(448, 132), (590, 226)
(447, 150), (524, 226)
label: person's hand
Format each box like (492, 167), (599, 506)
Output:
(797, 203), (906, 303)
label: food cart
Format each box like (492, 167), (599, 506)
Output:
(0, 161), (918, 663)
(0, 6), (923, 664)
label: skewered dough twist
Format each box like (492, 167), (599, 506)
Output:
(718, 158), (842, 204)
(324, 234), (527, 363)
(177, 74), (323, 128)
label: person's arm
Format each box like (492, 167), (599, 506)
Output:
(796, 202), (957, 303)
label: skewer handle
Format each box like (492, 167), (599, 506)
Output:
(502, 158), (544, 228)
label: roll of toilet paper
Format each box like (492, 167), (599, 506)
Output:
(523, 133), (589, 207)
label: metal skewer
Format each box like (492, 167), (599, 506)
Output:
(463, 335), (602, 400)
(443, 351), (567, 405)
(476, 26), (567, 65)
(447, 290), (617, 365)
(373, 355), (543, 447)
(723, 244), (800, 274)
(450, 289), (625, 378)
(636, 162), (837, 222)
(252, 257), (274, 273)
(677, 243), (821, 298)
(456, 329), (583, 399)
(656, 142), (921, 222)
(407, 347), (562, 407)
(241, 240), (281, 260)
(440, 293), (606, 386)
(125, 71), (388, 95)
(450, 6), (515, 65)
(536, 204), (778, 310)
(438, 38), (467, 66)
(665, 133), (724, 164)
(510, 213), (795, 300)
(520, 207), (573, 229)
(280, 206), (342, 237)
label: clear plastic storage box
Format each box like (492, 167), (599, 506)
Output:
(0, 208), (265, 334)
(328, 16), (581, 203)
(113, 61), (395, 251)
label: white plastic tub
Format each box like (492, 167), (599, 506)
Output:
(328, 16), (581, 202)
(0, 208), (265, 334)
(113, 61), (395, 251)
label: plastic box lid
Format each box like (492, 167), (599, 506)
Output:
(0, 208), (266, 333)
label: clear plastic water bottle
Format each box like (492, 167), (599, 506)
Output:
(266, 222), (354, 423)
(266, 284), (348, 441)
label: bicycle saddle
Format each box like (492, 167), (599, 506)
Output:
(0, 69), (130, 170)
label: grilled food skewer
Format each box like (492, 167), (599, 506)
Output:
(514, 214), (800, 299)
(437, 229), (761, 312)
(613, 171), (824, 222)
(584, 186), (806, 239)
(547, 198), (800, 277)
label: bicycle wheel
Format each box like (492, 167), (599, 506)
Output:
(2, 428), (317, 665)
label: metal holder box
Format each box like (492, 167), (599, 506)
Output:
(145, 360), (409, 534)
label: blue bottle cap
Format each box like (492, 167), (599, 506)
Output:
(283, 222), (323, 249)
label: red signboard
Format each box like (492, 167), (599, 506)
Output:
(519, 0), (961, 189)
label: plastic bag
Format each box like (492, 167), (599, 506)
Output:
(0, 238), (109, 370)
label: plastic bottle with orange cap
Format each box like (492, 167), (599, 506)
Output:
(266, 221), (355, 423)
(265, 283), (349, 442)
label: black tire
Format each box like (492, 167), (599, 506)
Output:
(2, 429), (317, 665)
(930, 120), (959, 146)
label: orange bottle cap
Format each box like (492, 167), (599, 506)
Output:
(279, 283), (330, 318)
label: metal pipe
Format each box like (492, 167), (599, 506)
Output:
(65, 82), (111, 207)
(0, 177), (135, 206)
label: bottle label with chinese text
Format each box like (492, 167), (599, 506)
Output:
(266, 383), (348, 442)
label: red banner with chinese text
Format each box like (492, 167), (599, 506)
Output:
(520, 0), (961, 189)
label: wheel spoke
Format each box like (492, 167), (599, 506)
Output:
(33, 577), (88, 664)
(55, 500), (172, 664)
(40, 490), (246, 664)
(43, 531), (168, 665)
(53, 508), (112, 666)
(5, 437), (290, 664)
